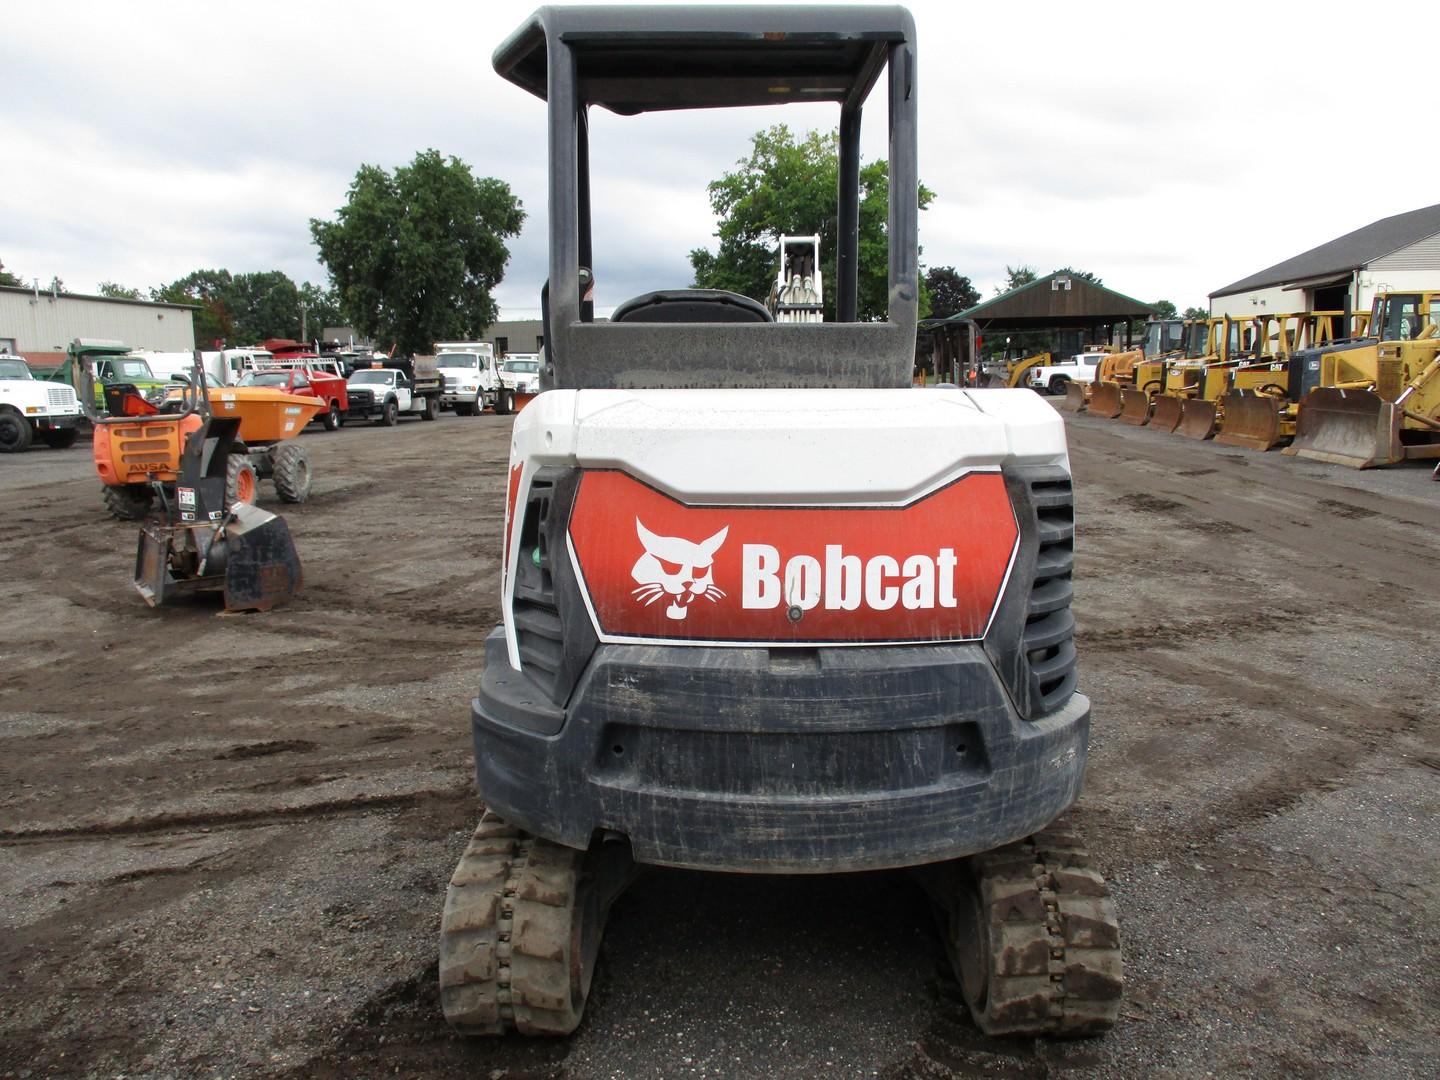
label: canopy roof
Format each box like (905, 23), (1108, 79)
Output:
(932, 272), (1155, 331)
(493, 5), (910, 114)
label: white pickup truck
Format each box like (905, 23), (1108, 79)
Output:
(0, 353), (84, 452)
(433, 342), (506, 416)
(345, 364), (441, 425)
(1025, 352), (1108, 395)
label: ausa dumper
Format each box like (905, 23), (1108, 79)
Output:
(440, 5), (1122, 1041)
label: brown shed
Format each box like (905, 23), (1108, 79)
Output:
(922, 272), (1156, 382)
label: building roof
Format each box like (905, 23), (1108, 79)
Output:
(0, 284), (199, 310)
(932, 271), (1156, 329)
(1210, 202), (1440, 299)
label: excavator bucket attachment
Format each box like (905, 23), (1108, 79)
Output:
(1284, 389), (1400, 469)
(1061, 382), (1088, 412)
(1118, 389), (1152, 425)
(222, 503), (304, 612)
(1089, 382), (1123, 418)
(1215, 390), (1287, 451)
(1176, 398), (1219, 440)
(1151, 395), (1184, 433)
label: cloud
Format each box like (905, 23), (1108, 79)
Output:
(3, 0), (1438, 319)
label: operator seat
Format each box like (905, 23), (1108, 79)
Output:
(610, 289), (773, 324)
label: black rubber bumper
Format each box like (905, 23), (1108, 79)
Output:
(471, 628), (1089, 873)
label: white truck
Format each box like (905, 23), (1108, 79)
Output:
(0, 353), (84, 452)
(1025, 351), (1109, 395)
(345, 360), (442, 425)
(498, 352), (540, 404)
(433, 341), (507, 415)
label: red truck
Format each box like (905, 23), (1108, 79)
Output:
(235, 366), (349, 430)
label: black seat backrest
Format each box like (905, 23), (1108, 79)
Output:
(610, 289), (773, 324)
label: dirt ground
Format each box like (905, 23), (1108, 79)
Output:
(2, 404), (1437, 1080)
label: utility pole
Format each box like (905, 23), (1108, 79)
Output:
(300, 301), (308, 343)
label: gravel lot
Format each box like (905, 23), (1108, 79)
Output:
(1, 403), (1436, 1079)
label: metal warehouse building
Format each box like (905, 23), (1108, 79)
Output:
(1210, 202), (1440, 319)
(0, 284), (197, 369)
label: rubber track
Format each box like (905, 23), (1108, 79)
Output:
(967, 826), (1123, 1036)
(439, 810), (588, 1036)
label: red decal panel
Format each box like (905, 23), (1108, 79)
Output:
(567, 471), (1019, 644)
(503, 463), (523, 581)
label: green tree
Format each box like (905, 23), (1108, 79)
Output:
(994, 264), (1038, 296)
(924, 266), (980, 319)
(0, 258), (22, 287)
(310, 149), (524, 355)
(688, 125), (934, 322)
(226, 271), (303, 342)
(1054, 266), (1102, 287)
(98, 281), (143, 300)
(1182, 305), (1208, 320)
(152, 269), (235, 346)
(298, 281), (343, 340)
(1151, 299), (1178, 319)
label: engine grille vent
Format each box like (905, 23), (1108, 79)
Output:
(512, 476), (564, 702)
(47, 386), (77, 409)
(1022, 472), (1077, 715)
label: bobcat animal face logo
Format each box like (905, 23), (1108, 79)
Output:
(631, 519), (728, 621)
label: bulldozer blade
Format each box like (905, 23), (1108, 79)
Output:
(1283, 388), (1400, 469)
(1215, 390), (1286, 451)
(1176, 398), (1219, 440)
(1118, 389), (1152, 425)
(1060, 382), (1088, 412)
(223, 503), (303, 612)
(1089, 382), (1123, 418)
(1151, 395), (1184, 433)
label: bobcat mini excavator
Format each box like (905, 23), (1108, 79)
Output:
(440, 6), (1122, 1041)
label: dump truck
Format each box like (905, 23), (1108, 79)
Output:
(95, 360), (324, 521)
(47, 339), (173, 412)
(0, 353), (84, 451)
(438, 5), (1121, 1042)
(433, 342), (508, 415)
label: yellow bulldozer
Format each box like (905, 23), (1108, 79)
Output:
(1281, 291), (1440, 467)
(1168, 310), (1366, 441)
(1061, 348), (1144, 415)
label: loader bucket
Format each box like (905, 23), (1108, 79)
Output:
(1283, 388), (1400, 469)
(1151, 395), (1184, 433)
(1060, 382), (1088, 412)
(1176, 398), (1219, 440)
(1215, 390), (1287, 451)
(1118, 388), (1152, 425)
(222, 502), (304, 612)
(1089, 382), (1123, 418)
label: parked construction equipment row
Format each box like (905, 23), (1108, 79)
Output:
(1061, 293), (1440, 472)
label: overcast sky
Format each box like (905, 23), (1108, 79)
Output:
(4, 0), (1437, 319)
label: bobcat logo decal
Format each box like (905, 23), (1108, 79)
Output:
(630, 519), (728, 621)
